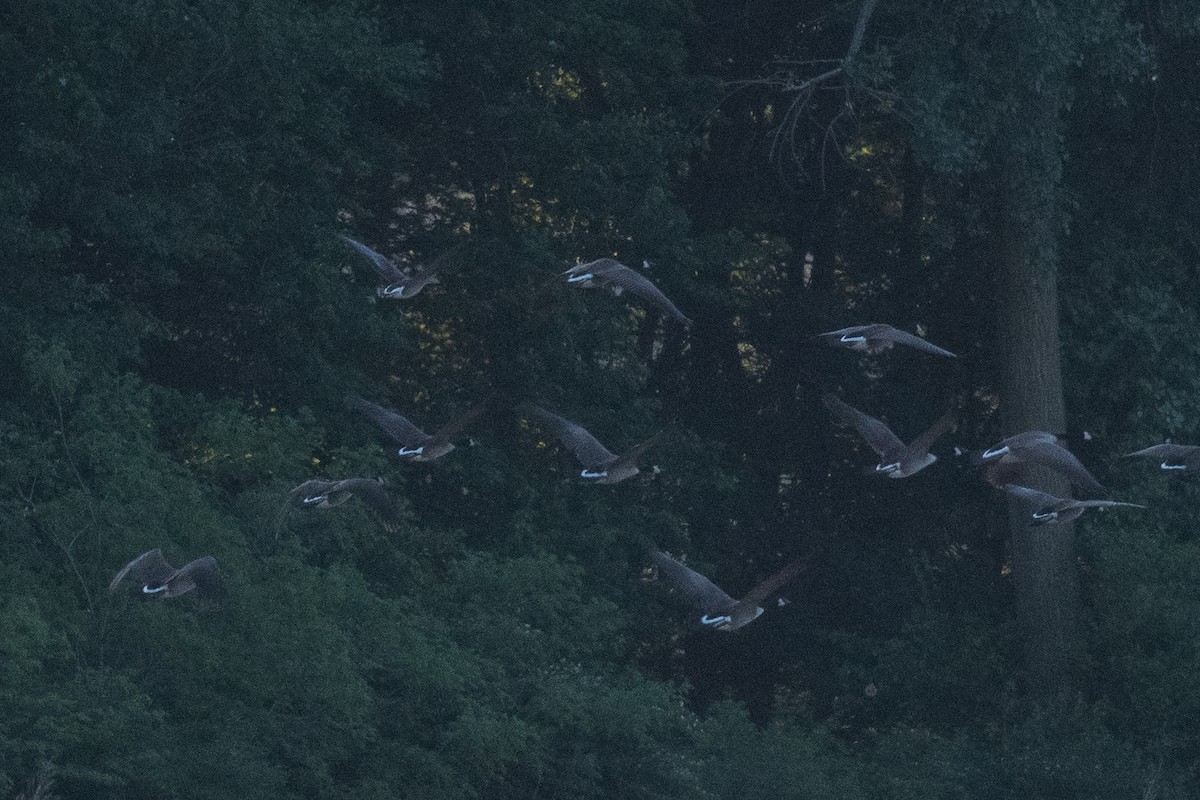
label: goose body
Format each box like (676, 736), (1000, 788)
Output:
(1125, 443), (1200, 472)
(823, 393), (956, 478)
(563, 258), (689, 323)
(348, 396), (487, 462)
(648, 550), (805, 632)
(1002, 484), (1145, 525)
(282, 477), (401, 530)
(817, 324), (956, 358)
(525, 404), (662, 485)
(974, 431), (1103, 491)
(341, 236), (445, 300)
(109, 550), (223, 600)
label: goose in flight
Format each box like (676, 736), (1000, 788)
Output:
(524, 404), (662, 484)
(341, 235), (447, 300)
(1002, 484), (1145, 526)
(647, 549), (806, 631)
(348, 396), (489, 462)
(817, 324), (956, 358)
(823, 393), (956, 478)
(563, 258), (689, 323)
(1124, 443), (1200, 472)
(973, 431), (1103, 492)
(109, 550), (223, 600)
(282, 477), (401, 530)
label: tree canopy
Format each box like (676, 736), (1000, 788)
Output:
(3, 0), (1200, 798)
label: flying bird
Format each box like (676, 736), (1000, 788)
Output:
(563, 258), (689, 323)
(109, 550), (223, 600)
(280, 477), (401, 531)
(348, 396), (489, 462)
(341, 235), (447, 300)
(817, 323), (957, 358)
(647, 550), (806, 631)
(974, 431), (1103, 491)
(823, 393), (956, 478)
(1124, 443), (1200, 472)
(1002, 484), (1145, 526)
(525, 404), (662, 484)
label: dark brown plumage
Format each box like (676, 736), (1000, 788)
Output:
(341, 235), (446, 300)
(563, 258), (689, 323)
(1002, 484), (1145, 525)
(974, 431), (1103, 492)
(817, 323), (956, 358)
(647, 550), (806, 631)
(109, 550), (223, 600)
(525, 404), (662, 484)
(823, 393), (956, 478)
(348, 396), (489, 461)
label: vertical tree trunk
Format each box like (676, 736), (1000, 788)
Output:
(995, 88), (1077, 694)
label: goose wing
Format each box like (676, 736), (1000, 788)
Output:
(341, 236), (407, 283)
(337, 478), (402, 528)
(872, 325), (957, 358)
(739, 557), (808, 607)
(822, 393), (905, 458)
(613, 430), (666, 469)
(586, 259), (689, 323)
(527, 405), (618, 469)
(1013, 438), (1104, 491)
(168, 556), (223, 599)
(1001, 484), (1065, 508)
(109, 549), (176, 592)
(649, 550), (738, 615)
(1125, 443), (1200, 467)
(816, 324), (872, 344)
(347, 396), (431, 448)
(907, 409), (958, 455)
(430, 399), (491, 444)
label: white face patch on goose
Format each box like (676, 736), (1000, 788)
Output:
(839, 335), (867, 344)
(398, 445), (425, 457)
(142, 584), (168, 594)
(700, 614), (732, 629)
(580, 469), (609, 479)
(302, 495), (326, 505)
(382, 284), (408, 296)
(875, 462), (901, 474)
(566, 273), (593, 283)
(981, 445), (1010, 460)
(1161, 462), (1187, 470)
(1032, 510), (1058, 522)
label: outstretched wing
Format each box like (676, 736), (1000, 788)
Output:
(169, 556), (224, 599)
(822, 393), (905, 458)
(341, 236), (406, 283)
(1071, 499), (1147, 511)
(873, 325), (957, 358)
(337, 478), (403, 529)
(347, 396), (431, 448)
(1002, 483), (1064, 509)
(1125, 443), (1200, 468)
(649, 550), (738, 615)
(109, 549), (176, 592)
(908, 409), (958, 455)
(1015, 439), (1104, 492)
(614, 430), (665, 469)
(740, 557), (808, 607)
(587, 260), (689, 323)
(431, 398), (492, 443)
(526, 405), (618, 469)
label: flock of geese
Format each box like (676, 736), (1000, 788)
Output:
(108, 237), (1198, 633)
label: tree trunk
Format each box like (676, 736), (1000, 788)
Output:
(995, 88), (1077, 694)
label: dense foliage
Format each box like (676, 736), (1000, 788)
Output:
(2, 0), (1199, 797)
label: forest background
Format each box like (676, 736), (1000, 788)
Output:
(3, 0), (1200, 797)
